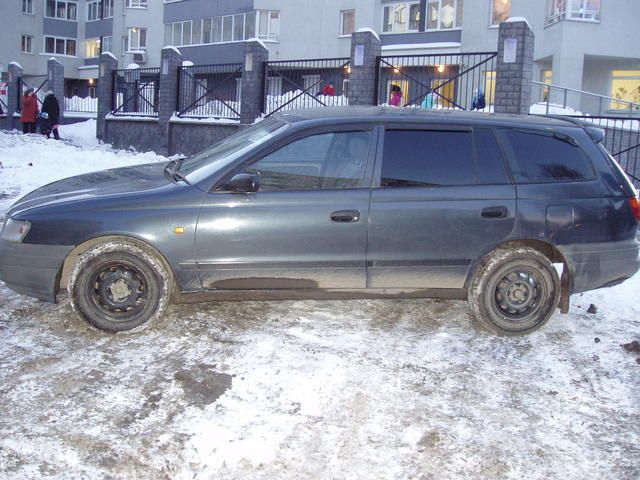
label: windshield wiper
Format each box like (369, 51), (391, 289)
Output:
(163, 157), (190, 185)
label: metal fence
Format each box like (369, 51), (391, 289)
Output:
(177, 63), (242, 119)
(263, 58), (350, 116)
(376, 52), (498, 111)
(111, 67), (160, 116)
(16, 75), (48, 112)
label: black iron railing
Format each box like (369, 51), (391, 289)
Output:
(111, 67), (160, 116)
(263, 58), (350, 116)
(376, 52), (498, 111)
(16, 76), (48, 112)
(177, 63), (242, 119)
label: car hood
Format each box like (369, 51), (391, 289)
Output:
(8, 162), (171, 217)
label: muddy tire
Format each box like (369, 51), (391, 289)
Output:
(68, 240), (172, 333)
(468, 247), (560, 335)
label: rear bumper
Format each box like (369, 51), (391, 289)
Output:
(558, 237), (640, 294)
(0, 239), (73, 302)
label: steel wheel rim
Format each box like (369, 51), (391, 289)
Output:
(89, 262), (148, 321)
(492, 267), (546, 322)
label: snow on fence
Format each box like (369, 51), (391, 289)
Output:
(65, 96), (98, 112)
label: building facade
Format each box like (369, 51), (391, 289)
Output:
(1, 0), (639, 112)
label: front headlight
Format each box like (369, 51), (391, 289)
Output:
(2, 218), (31, 243)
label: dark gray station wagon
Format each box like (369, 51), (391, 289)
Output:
(1, 107), (639, 335)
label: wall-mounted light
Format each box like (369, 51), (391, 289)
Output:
(88, 78), (94, 85)
(393, 66), (400, 74)
(437, 64), (445, 73)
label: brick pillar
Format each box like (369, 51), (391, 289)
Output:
(7, 62), (23, 129)
(159, 46), (183, 155)
(97, 52), (118, 141)
(47, 58), (65, 122)
(240, 40), (269, 125)
(347, 30), (381, 106)
(494, 20), (534, 115)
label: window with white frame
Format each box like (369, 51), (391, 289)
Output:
(383, 2), (421, 33)
(87, 1), (101, 21)
(257, 10), (280, 41)
(102, 35), (112, 53)
(164, 11), (271, 46)
(121, 35), (128, 54)
(85, 38), (101, 57)
(128, 27), (146, 50)
(426, 0), (463, 30)
(126, 0), (147, 7)
(103, 0), (113, 17)
(490, 0), (510, 26)
(45, 36), (77, 56)
(340, 10), (355, 36)
(547, 0), (600, 24)
(610, 70), (640, 109)
(21, 35), (33, 53)
(22, 0), (33, 14)
(45, 0), (77, 20)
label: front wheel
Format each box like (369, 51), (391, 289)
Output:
(68, 240), (172, 332)
(468, 247), (560, 335)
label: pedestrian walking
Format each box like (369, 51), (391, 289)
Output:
(41, 90), (61, 140)
(21, 88), (38, 134)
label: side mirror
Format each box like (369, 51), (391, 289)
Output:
(226, 173), (260, 193)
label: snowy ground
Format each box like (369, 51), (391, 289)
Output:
(0, 123), (639, 479)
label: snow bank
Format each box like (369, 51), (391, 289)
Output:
(65, 95), (98, 112)
(265, 91), (348, 114)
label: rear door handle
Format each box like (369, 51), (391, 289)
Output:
(481, 206), (509, 219)
(331, 210), (360, 223)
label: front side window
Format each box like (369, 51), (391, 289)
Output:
(383, 2), (421, 33)
(500, 129), (595, 183)
(22, 0), (33, 14)
(46, 0), (77, 20)
(341, 10), (355, 35)
(427, 0), (463, 30)
(245, 131), (372, 191)
(21, 35), (33, 53)
(490, 0), (511, 25)
(381, 130), (475, 187)
(610, 70), (640, 110)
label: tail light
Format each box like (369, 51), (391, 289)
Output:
(629, 196), (640, 222)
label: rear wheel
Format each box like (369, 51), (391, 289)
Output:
(468, 247), (560, 335)
(68, 240), (172, 332)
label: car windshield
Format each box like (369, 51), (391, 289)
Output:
(180, 118), (289, 184)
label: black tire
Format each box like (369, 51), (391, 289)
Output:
(468, 247), (560, 335)
(68, 240), (172, 333)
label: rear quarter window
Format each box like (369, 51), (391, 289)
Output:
(499, 129), (596, 183)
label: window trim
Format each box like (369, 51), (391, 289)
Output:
(21, 35), (34, 54)
(425, 0), (463, 32)
(126, 0), (148, 8)
(43, 35), (77, 57)
(213, 124), (379, 194)
(87, 0), (101, 22)
(127, 27), (147, 52)
(382, 2), (422, 34)
(608, 70), (640, 111)
(44, 0), (78, 21)
(22, 0), (34, 14)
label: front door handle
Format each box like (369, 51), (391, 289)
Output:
(481, 206), (509, 219)
(331, 210), (360, 223)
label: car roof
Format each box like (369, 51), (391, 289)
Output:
(276, 106), (579, 129)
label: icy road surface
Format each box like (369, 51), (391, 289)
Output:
(0, 124), (639, 479)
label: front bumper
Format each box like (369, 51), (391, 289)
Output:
(558, 237), (640, 294)
(0, 238), (73, 302)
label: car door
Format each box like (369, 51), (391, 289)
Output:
(195, 124), (377, 290)
(366, 125), (517, 289)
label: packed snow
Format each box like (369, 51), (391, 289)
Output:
(0, 122), (639, 479)
(64, 95), (98, 113)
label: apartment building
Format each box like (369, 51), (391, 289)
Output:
(1, 0), (639, 112)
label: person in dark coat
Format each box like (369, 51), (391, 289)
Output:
(21, 88), (38, 134)
(41, 90), (61, 140)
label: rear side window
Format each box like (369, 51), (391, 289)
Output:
(381, 130), (474, 187)
(501, 129), (596, 183)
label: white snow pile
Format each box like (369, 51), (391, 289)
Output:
(265, 91), (348, 114)
(0, 120), (166, 212)
(181, 99), (241, 119)
(64, 95), (98, 113)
